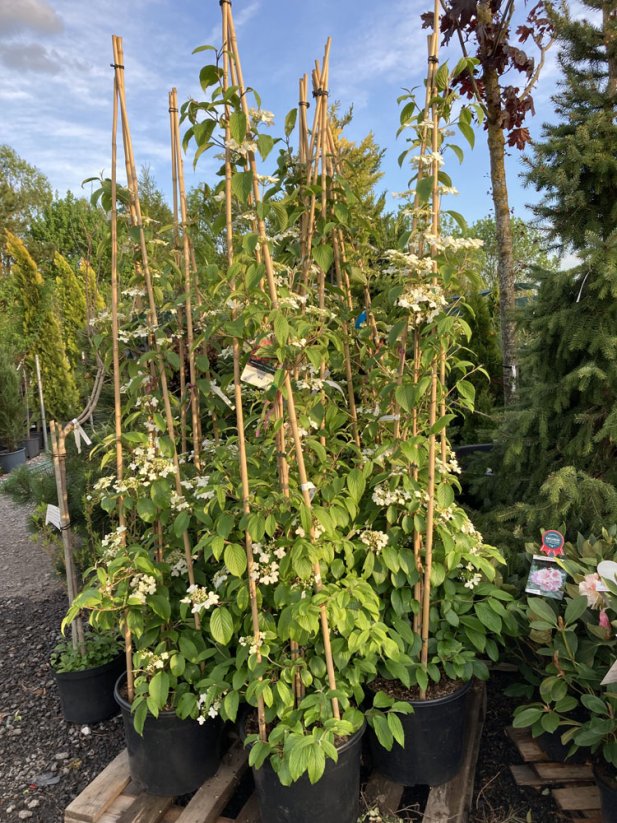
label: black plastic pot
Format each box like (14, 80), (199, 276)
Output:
(368, 679), (473, 786)
(251, 724), (365, 823)
(114, 675), (223, 795)
(25, 434), (41, 459)
(54, 654), (125, 724)
(537, 730), (588, 763)
(594, 761), (617, 823)
(0, 447), (26, 473)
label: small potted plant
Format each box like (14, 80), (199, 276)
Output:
(51, 629), (124, 724)
(0, 349), (26, 472)
(512, 528), (617, 821)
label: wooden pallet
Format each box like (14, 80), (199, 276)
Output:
(66, 682), (487, 823)
(507, 727), (602, 822)
(64, 742), (255, 823)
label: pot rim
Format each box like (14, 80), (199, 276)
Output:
(0, 446), (26, 457)
(114, 673), (188, 721)
(368, 676), (473, 708)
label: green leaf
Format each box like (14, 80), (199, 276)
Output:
(210, 606), (234, 644)
(513, 707), (544, 728)
(395, 384), (415, 413)
(199, 64), (222, 91)
(229, 111), (247, 143)
(458, 120), (475, 148)
(148, 594), (171, 621)
(474, 601), (502, 633)
(528, 598), (558, 626)
(216, 512), (235, 539)
(312, 243), (334, 273)
(372, 714), (394, 750)
(224, 543), (247, 577)
(173, 510), (190, 537)
(136, 498), (157, 523)
(346, 469), (366, 503)
(284, 108), (297, 138)
(387, 712), (405, 747)
(149, 670), (170, 709)
(564, 596), (588, 626)
(223, 690), (240, 721)
(272, 311), (290, 346)
(231, 171), (253, 203)
(256, 134), (275, 161)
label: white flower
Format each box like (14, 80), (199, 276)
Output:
(180, 585), (220, 614)
(360, 530), (389, 555)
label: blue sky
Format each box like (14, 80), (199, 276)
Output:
(0, 0), (570, 225)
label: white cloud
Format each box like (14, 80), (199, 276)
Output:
(0, 0), (63, 35)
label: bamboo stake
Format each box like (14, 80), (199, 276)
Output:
(224, 4), (340, 719)
(170, 87), (203, 470)
(34, 355), (48, 452)
(220, 5), (267, 742)
(419, 2), (443, 697)
(112, 36), (199, 629)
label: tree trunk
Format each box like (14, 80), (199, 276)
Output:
(484, 66), (516, 405)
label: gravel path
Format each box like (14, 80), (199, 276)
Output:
(0, 491), (123, 823)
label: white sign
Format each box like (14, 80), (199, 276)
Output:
(45, 505), (62, 530)
(241, 359), (275, 389)
(601, 660), (617, 686)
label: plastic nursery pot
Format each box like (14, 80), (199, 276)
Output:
(593, 760), (617, 823)
(250, 724), (365, 823)
(54, 653), (125, 724)
(537, 730), (588, 764)
(0, 447), (26, 473)
(114, 675), (223, 796)
(368, 679), (473, 786)
(25, 434), (41, 459)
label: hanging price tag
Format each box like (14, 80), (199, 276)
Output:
(45, 505), (62, 531)
(601, 660), (617, 686)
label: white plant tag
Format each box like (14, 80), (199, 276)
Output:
(45, 504), (62, 531)
(601, 660), (617, 686)
(211, 383), (234, 409)
(241, 359), (275, 389)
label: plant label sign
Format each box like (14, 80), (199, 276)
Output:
(541, 529), (565, 557)
(601, 659), (617, 686)
(241, 356), (276, 389)
(525, 555), (567, 600)
(45, 504), (62, 531)
(596, 559), (617, 593)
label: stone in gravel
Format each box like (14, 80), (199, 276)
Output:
(54, 753), (69, 760)
(26, 800), (39, 809)
(18, 812), (33, 820)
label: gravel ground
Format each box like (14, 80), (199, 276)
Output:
(0, 492), (123, 823)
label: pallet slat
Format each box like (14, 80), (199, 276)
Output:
(117, 795), (173, 823)
(176, 744), (248, 823)
(423, 680), (487, 823)
(65, 750), (131, 823)
(232, 795), (261, 823)
(553, 786), (601, 812)
(505, 727), (549, 763)
(363, 772), (404, 817)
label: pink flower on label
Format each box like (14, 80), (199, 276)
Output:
(530, 567), (563, 592)
(599, 609), (611, 630)
(579, 573), (604, 609)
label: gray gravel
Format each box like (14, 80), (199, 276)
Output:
(0, 489), (124, 823)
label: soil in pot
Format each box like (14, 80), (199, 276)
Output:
(594, 760), (617, 823)
(114, 676), (223, 796)
(250, 724), (365, 823)
(54, 653), (125, 724)
(368, 678), (473, 786)
(0, 447), (26, 473)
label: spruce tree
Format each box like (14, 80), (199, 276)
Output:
(488, 1), (617, 538)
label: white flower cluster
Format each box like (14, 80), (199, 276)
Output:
(383, 249), (434, 277)
(397, 282), (447, 325)
(436, 452), (462, 475)
(181, 585), (220, 614)
(423, 233), (483, 252)
(297, 365), (324, 393)
(100, 525), (127, 560)
(249, 107), (275, 126)
(130, 573), (157, 604)
(279, 293), (308, 311)
(197, 692), (222, 724)
(359, 530), (389, 555)
(225, 137), (258, 157)
(411, 150), (444, 167)
(239, 631), (267, 655)
(250, 542), (286, 585)
(127, 444), (176, 485)
(213, 569), (229, 590)
(372, 483), (413, 507)
(461, 563), (483, 590)
(295, 521), (325, 540)
(136, 649), (169, 675)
